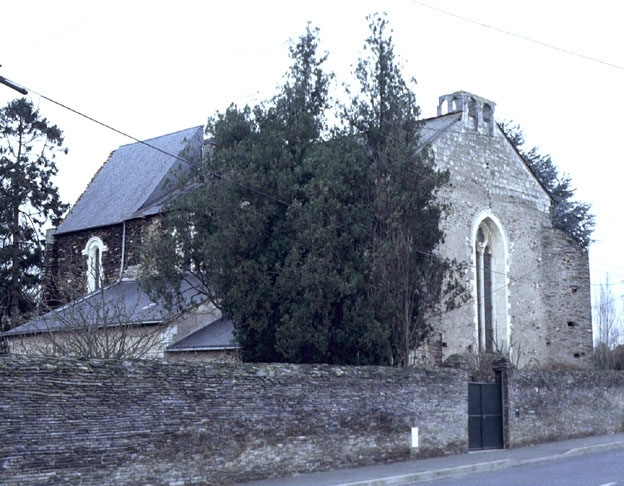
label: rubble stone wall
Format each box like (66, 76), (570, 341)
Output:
(507, 368), (624, 447)
(2, 358), (620, 485)
(0, 357), (467, 485)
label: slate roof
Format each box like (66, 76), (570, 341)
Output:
(56, 126), (204, 235)
(166, 317), (237, 352)
(2, 278), (204, 337)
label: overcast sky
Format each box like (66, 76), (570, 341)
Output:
(2, 0), (622, 305)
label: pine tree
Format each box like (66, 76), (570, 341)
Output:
(0, 98), (68, 329)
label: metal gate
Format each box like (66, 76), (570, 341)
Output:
(468, 382), (503, 450)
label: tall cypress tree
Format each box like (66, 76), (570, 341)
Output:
(143, 25), (392, 364)
(0, 98), (68, 329)
(344, 13), (462, 366)
(145, 18), (466, 365)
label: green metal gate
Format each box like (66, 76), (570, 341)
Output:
(468, 382), (503, 450)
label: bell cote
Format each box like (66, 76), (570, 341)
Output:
(437, 91), (496, 136)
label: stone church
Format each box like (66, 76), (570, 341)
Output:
(3, 91), (592, 367)
(418, 91), (591, 367)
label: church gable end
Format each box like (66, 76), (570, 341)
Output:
(425, 91), (592, 368)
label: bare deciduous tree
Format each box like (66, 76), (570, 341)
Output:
(11, 273), (168, 360)
(593, 274), (623, 369)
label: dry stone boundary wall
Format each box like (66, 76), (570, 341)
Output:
(508, 369), (624, 447)
(0, 357), (466, 485)
(2, 357), (624, 485)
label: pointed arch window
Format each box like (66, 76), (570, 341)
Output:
(82, 237), (108, 292)
(474, 218), (508, 353)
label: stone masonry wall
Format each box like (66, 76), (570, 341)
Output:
(538, 230), (593, 365)
(0, 357), (467, 485)
(430, 117), (554, 366)
(507, 368), (624, 447)
(427, 108), (592, 368)
(2, 357), (623, 484)
(45, 218), (149, 305)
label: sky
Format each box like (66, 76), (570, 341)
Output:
(1, 0), (623, 308)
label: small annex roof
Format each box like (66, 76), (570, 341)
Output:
(56, 126), (204, 235)
(2, 278), (204, 337)
(166, 317), (237, 352)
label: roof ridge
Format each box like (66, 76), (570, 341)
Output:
(115, 125), (204, 149)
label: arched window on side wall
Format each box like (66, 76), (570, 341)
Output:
(82, 237), (108, 293)
(474, 218), (509, 353)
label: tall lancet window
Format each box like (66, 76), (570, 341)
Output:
(82, 237), (107, 293)
(474, 218), (508, 353)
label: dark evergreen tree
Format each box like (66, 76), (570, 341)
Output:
(501, 121), (594, 248)
(275, 136), (392, 364)
(144, 17), (467, 366)
(143, 25), (393, 364)
(344, 13), (464, 366)
(0, 98), (68, 330)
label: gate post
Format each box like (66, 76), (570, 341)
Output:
(493, 357), (510, 449)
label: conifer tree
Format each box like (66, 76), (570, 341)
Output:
(344, 13), (463, 366)
(143, 26), (393, 364)
(501, 121), (594, 248)
(145, 17), (464, 366)
(0, 98), (68, 329)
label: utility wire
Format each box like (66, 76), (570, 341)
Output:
(0, 72), (582, 216)
(0, 74), (576, 286)
(1, 76), (591, 322)
(0, 75), (288, 207)
(412, 1), (624, 71)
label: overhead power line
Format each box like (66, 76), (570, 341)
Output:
(0, 74), (591, 320)
(412, 1), (624, 71)
(0, 74), (288, 207)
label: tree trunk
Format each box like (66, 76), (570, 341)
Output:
(9, 204), (20, 328)
(8, 139), (23, 329)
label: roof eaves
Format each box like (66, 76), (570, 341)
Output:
(165, 345), (239, 352)
(2, 316), (168, 338)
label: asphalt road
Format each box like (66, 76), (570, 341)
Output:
(411, 448), (624, 486)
